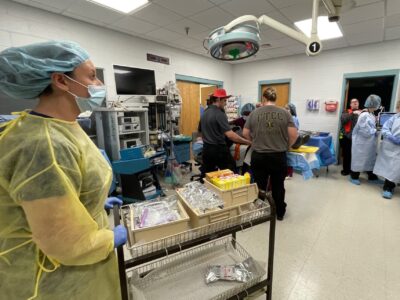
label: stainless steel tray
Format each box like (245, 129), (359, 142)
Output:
(128, 236), (266, 300)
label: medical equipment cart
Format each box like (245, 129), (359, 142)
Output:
(113, 193), (276, 300)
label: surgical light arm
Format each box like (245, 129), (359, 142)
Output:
(223, 0), (321, 56)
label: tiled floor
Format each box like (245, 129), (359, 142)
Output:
(239, 165), (400, 300)
(118, 165), (400, 300)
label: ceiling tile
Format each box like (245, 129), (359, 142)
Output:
(192, 30), (213, 41)
(339, 2), (384, 25)
(208, 0), (231, 4)
(252, 52), (272, 61)
(354, 0), (382, 6)
(63, 1), (124, 25)
(386, 0), (400, 16)
(261, 28), (292, 42)
(110, 16), (159, 34)
(263, 9), (295, 27)
(385, 26), (400, 41)
(267, 0), (309, 9)
(13, 0), (76, 13)
(279, 0), (315, 22)
(165, 18), (209, 37)
(168, 37), (203, 49)
(153, 0), (214, 17)
(145, 28), (185, 42)
(133, 3), (184, 26)
(62, 11), (108, 27)
(261, 46), (293, 58)
(266, 37), (300, 48)
(322, 38), (348, 50)
(189, 6), (235, 29)
(287, 43), (307, 54)
(342, 17), (383, 35)
(219, 0), (274, 17)
(343, 18), (384, 46)
(385, 14), (400, 28)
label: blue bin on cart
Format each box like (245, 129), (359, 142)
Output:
(173, 142), (191, 164)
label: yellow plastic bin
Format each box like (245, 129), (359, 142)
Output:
(203, 179), (258, 207)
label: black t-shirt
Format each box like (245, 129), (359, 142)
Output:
(199, 105), (231, 145)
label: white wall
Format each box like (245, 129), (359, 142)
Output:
(232, 40), (400, 144)
(0, 0), (233, 103)
(2, 0), (400, 147)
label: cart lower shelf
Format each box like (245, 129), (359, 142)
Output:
(128, 236), (266, 300)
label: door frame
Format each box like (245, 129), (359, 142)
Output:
(175, 74), (223, 87)
(258, 78), (292, 102)
(336, 69), (400, 160)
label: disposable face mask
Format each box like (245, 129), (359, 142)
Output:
(65, 75), (106, 113)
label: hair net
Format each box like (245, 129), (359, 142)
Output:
(287, 103), (297, 116)
(0, 41), (90, 100)
(240, 103), (255, 116)
(364, 94), (381, 109)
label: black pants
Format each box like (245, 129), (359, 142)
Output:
(202, 144), (236, 177)
(340, 136), (352, 174)
(350, 171), (378, 180)
(384, 179), (396, 192)
(251, 151), (287, 218)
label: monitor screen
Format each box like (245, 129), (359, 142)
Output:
(379, 113), (395, 127)
(113, 65), (156, 95)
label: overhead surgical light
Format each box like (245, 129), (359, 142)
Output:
(205, 25), (261, 61)
(205, 0), (339, 61)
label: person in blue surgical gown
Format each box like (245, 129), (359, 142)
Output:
(350, 94), (382, 185)
(373, 100), (400, 199)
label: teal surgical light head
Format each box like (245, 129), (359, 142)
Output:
(206, 24), (261, 61)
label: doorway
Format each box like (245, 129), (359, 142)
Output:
(336, 69), (400, 160)
(175, 75), (222, 137)
(343, 75), (398, 112)
(258, 79), (291, 108)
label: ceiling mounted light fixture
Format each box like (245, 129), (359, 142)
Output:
(205, 0), (340, 61)
(295, 16), (343, 40)
(87, 0), (149, 14)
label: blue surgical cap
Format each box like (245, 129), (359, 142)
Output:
(364, 94), (381, 109)
(0, 40), (90, 99)
(241, 103), (255, 116)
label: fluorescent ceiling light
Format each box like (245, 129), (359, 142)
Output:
(87, 0), (149, 14)
(295, 16), (343, 40)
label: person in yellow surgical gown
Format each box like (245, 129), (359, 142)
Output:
(0, 41), (127, 300)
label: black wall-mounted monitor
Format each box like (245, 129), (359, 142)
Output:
(113, 65), (156, 95)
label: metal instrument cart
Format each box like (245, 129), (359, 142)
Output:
(114, 194), (276, 300)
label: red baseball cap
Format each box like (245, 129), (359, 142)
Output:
(211, 88), (231, 98)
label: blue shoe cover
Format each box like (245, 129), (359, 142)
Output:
(382, 191), (393, 199)
(350, 178), (361, 185)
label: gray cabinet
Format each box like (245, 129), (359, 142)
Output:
(94, 108), (149, 161)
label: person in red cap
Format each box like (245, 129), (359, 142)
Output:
(199, 88), (251, 176)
